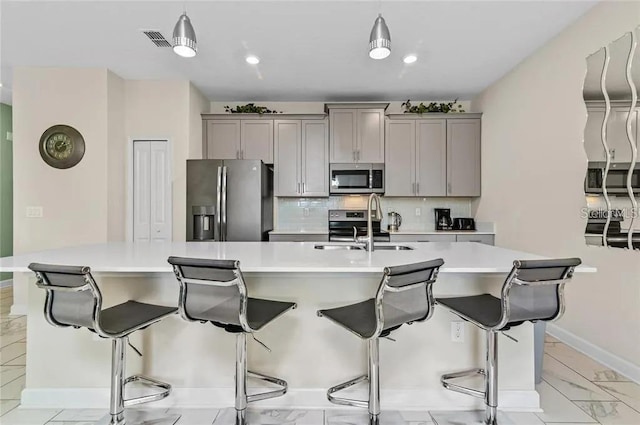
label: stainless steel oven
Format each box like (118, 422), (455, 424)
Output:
(585, 162), (640, 195)
(329, 163), (384, 194)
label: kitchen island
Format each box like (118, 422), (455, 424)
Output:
(0, 241), (595, 412)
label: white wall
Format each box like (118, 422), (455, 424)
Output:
(471, 1), (640, 368)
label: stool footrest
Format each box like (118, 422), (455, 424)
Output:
(327, 375), (369, 409)
(123, 375), (172, 407)
(441, 368), (486, 399)
(246, 370), (288, 403)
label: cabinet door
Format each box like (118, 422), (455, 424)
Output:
(416, 120), (447, 196)
(357, 109), (385, 163)
(447, 119), (481, 197)
(241, 120), (274, 163)
(206, 120), (241, 159)
(584, 109), (607, 161)
(385, 120), (415, 196)
(274, 120), (301, 197)
(302, 120), (329, 196)
(606, 108), (637, 163)
(330, 109), (357, 163)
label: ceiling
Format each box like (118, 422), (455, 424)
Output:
(0, 1), (598, 104)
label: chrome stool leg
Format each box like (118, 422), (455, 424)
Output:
(435, 330), (500, 425)
(368, 338), (381, 422)
(109, 337), (126, 425)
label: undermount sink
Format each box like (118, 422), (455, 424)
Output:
(314, 244), (413, 251)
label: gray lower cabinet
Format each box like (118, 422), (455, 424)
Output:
(390, 233), (494, 245)
(385, 115), (480, 197)
(274, 119), (328, 197)
(269, 234), (329, 242)
(455, 234), (495, 245)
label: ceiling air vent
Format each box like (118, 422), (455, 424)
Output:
(142, 30), (172, 48)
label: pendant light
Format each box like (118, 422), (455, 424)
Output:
(369, 13), (391, 60)
(173, 12), (197, 58)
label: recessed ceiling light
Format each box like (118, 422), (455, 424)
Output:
(403, 55), (417, 64)
(0, 83), (3, 87)
(246, 56), (260, 65)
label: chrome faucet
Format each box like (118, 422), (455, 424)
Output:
(356, 193), (382, 252)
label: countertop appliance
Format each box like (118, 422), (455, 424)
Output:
(585, 162), (640, 195)
(434, 208), (453, 231)
(330, 163), (384, 194)
(453, 218), (476, 231)
(388, 211), (402, 232)
(186, 159), (273, 241)
(328, 209), (390, 242)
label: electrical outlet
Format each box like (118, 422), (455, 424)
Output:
(6, 132), (12, 141)
(303, 207), (310, 217)
(415, 207), (421, 217)
(451, 321), (465, 343)
(26, 206), (43, 218)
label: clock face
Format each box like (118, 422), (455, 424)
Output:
(45, 133), (74, 160)
(39, 125), (85, 169)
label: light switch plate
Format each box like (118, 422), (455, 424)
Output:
(26, 206), (43, 218)
(415, 208), (421, 217)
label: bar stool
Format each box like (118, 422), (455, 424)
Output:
(317, 259), (445, 425)
(434, 257), (582, 425)
(167, 257), (297, 425)
(28, 263), (179, 425)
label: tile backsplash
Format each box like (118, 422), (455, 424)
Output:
(275, 197), (473, 231)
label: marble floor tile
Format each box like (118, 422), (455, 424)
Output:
(575, 401), (640, 424)
(0, 407), (60, 425)
(545, 343), (630, 382)
(542, 355), (617, 402)
(1, 316), (27, 334)
(1, 366), (25, 386)
(5, 354), (26, 366)
(50, 409), (106, 422)
(596, 382), (640, 413)
(1, 333), (27, 349)
(0, 399), (20, 416)
(168, 408), (220, 425)
(214, 408), (324, 425)
(429, 411), (544, 425)
(0, 343), (26, 365)
(544, 334), (560, 343)
(535, 381), (597, 423)
(0, 374), (25, 400)
(326, 410), (413, 425)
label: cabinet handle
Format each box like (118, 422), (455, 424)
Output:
(412, 182), (415, 194)
(297, 182), (300, 194)
(447, 183), (452, 194)
(353, 151), (356, 161)
(236, 150), (240, 159)
(357, 150), (360, 161)
(302, 182), (305, 193)
(416, 182), (420, 195)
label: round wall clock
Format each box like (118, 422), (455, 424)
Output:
(39, 125), (85, 169)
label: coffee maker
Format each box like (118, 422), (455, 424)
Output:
(434, 208), (453, 231)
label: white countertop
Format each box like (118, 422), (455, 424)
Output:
(0, 241), (595, 274)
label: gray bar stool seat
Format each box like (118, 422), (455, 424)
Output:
(317, 259), (444, 424)
(433, 258), (582, 425)
(28, 263), (179, 425)
(168, 256), (296, 425)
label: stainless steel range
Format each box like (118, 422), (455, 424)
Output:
(328, 209), (390, 242)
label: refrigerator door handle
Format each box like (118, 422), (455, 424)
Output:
(221, 165), (228, 241)
(216, 166), (223, 241)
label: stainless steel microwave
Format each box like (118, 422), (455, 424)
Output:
(585, 162), (640, 195)
(330, 163), (384, 194)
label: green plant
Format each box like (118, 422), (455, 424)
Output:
(401, 99), (465, 114)
(224, 103), (280, 114)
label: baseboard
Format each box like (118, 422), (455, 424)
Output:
(9, 304), (27, 316)
(546, 323), (640, 384)
(20, 387), (540, 412)
(0, 279), (12, 288)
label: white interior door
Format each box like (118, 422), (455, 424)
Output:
(133, 140), (171, 242)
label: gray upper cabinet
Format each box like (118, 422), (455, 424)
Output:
(385, 114), (481, 197)
(204, 118), (273, 163)
(329, 109), (357, 162)
(416, 120), (447, 196)
(328, 105), (386, 163)
(385, 120), (415, 196)
(274, 119), (328, 197)
(357, 109), (385, 163)
(447, 119), (481, 197)
(206, 120), (241, 160)
(241, 120), (274, 163)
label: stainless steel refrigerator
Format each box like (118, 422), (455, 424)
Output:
(186, 159), (273, 241)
